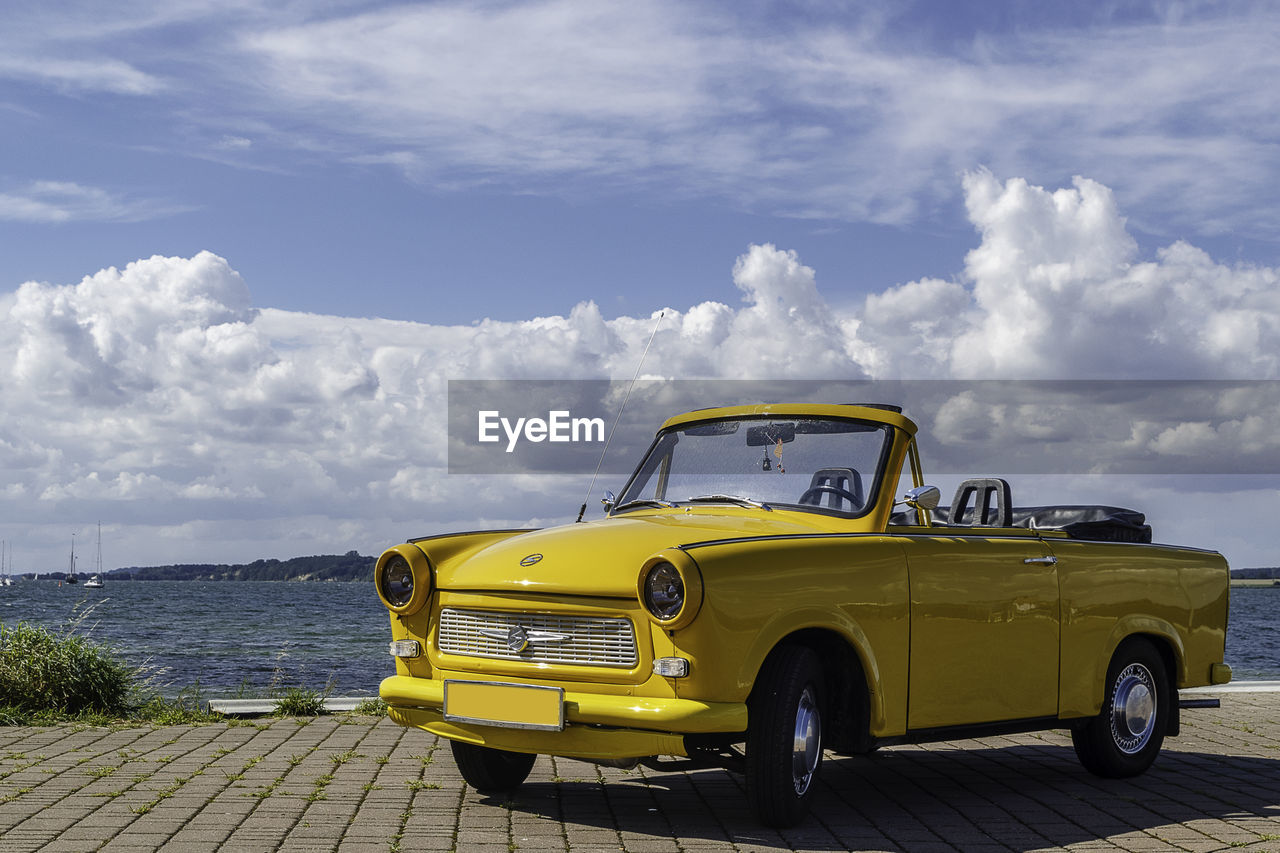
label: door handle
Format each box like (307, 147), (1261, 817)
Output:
(1023, 556), (1057, 565)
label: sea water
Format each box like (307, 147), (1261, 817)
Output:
(1, 581), (1276, 697)
(1225, 586), (1280, 680)
(0, 581), (390, 698)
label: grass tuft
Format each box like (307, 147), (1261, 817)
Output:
(273, 687), (327, 718)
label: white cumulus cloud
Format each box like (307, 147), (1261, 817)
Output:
(4, 173), (1280, 569)
(856, 171), (1280, 379)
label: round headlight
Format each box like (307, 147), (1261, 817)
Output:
(380, 555), (414, 607)
(636, 551), (703, 629)
(643, 562), (685, 621)
(375, 545), (432, 615)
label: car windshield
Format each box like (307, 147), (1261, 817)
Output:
(615, 416), (893, 517)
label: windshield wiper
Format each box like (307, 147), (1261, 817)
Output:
(612, 498), (677, 512)
(685, 494), (772, 511)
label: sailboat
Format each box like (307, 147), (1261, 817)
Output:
(1, 540), (11, 586)
(84, 523), (105, 588)
(65, 535), (78, 584)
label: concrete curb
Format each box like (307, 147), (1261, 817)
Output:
(1183, 679), (1280, 693)
(206, 696), (379, 716)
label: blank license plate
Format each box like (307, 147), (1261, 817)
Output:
(443, 681), (565, 731)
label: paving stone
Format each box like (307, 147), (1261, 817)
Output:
(1, 694), (1278, 852)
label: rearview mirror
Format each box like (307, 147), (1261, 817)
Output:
(746, 423), (796, 446)
(901, 485), (941, 511)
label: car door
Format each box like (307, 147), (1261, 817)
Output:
(901, 532), (1060, 729)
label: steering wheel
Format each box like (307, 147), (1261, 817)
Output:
(798, 484), (861, 509)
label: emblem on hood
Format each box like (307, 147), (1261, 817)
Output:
(506, 625), (529, 652)
(519, 553), (543, 566)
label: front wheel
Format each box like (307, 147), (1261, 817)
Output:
(746, 645), (826, 827)
(451, 741), (536, 792)
(1072, 638), (1169, 778)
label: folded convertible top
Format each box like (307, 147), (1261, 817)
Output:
(890, 505), (1152, 543)
(1008, 505), (1151, 543)
(942, 504), (1152, 543)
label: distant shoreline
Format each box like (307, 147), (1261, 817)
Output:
(6, 552), (375, 583)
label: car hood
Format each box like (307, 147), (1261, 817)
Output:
(429, 511), (833, 598)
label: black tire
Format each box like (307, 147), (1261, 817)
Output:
(1072, 637), (1169, 778)
(746, 645), (825, 828)
(451, 741), (537, 792)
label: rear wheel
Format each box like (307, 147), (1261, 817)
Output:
(451, 741), (537, 792)
(1072, 638), (1169, 778)
(746, 645), (825, 827)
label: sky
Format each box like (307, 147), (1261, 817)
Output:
(3, 0), (1280, 572)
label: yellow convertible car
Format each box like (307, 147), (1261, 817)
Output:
(375, 403), (1231, 826)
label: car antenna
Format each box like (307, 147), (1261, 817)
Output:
(576, 311), (664, 523)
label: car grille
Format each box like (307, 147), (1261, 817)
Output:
(437, 607), (639, 668)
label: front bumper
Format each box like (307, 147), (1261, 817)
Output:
(380, 675), (748, 760)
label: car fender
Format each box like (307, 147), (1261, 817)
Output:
(736, 604), (891, 737)
(1077, 615), (1187, 716)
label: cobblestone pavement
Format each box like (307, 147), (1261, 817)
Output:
(1, 691), (1277, 853)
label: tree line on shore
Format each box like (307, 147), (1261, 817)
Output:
(1230, 567), (1280, 579)
(19, 551), (375, 583)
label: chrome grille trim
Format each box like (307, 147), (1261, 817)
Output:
(437, 608), (639, 667)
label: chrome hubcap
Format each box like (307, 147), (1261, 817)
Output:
(1110, 663), (1156, 754)
(791, 685), (821, 795)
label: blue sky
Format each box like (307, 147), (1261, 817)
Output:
(3, 0), (1277, 321)
(3, 0), (1280, 570)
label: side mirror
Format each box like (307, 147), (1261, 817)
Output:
(900, 485), (941, 511)
(601, 490), (617, 511)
